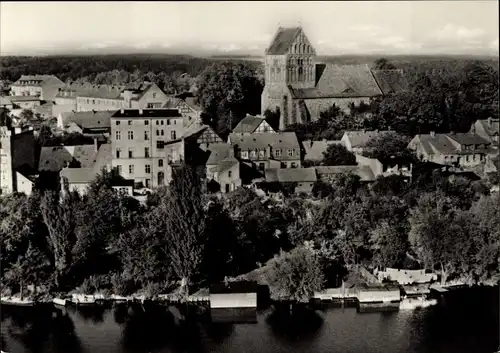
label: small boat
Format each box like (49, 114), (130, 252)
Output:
(71, 294), (96, 306)
(53, 297), (68, 307)
(1, 296), (36, 307)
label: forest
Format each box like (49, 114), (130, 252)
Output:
(1, 162), (499, 302)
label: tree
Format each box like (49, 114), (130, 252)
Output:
(369, 221), (407, 269)
(37, 124), (54, 146)
(19, 109), (34, 123)
(263, 108), (281, 131)
(265, 247), (325, 303)
(322, 144), (357, 166)
(374, 58), (396, 70)
(363, 131), (415, 165)
(0, 108), (12, 128)
(162, 164), (206, 294)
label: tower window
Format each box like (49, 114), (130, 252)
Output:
(298, 67), (304, 81)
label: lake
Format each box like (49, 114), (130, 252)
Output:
(1, 286), (498, 353)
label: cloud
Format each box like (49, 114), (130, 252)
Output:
(489, 38), (499, 52)
(349, 24), (388, 37)
(435, 24), (486, 42)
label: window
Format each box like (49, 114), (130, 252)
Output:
(144, 131), (150, 140)
(167, 120), (171, 125)
(275, 149), (281, 157)
(128, 148), (134, 158)
(288, 149), (294, 157)
(158, 159), (163, 167)
(145, 147), (150, 158)
(160, 120), (164, 125)
(116, 148), (121, 158)
(116, 165), (122, 174)
(116, 121), (121, 125)
(157, 141), (164, 149)
(129, 165), (134, 174)
(145, 165), (151, 174)
(128, 131), (134, 140)
(156, 120), (159, 125)
(161, 129), (164, 136)
(250, 151), (256, 158)
(156, 129), (159, 136)
(115, 131), (121, 140)
(228, 171), (232, 177)
(145, 179), (151, 188)
(171, 131), (176, 140)
(241, 151), (249, 159)
(128, 120), (132, 125)
(258, 150), (265, 158)
(92, 99), (95, 104)
(145, 120), (149, 125)
(153, 93), (157, 98)
(291, 162), (297, 168)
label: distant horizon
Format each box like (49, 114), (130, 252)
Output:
(1, 1), (498, 57)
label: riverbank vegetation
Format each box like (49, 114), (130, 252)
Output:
(1, 160), (499, 301)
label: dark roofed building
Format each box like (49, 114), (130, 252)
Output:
(38, 144), (99, 172)
(265, 167), (317, 193)
(261, 26), (408, 129)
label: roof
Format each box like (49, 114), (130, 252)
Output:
(60, 110), (115, 129)
(111, 109), (182, 119)
(92, 143), (112, 172)
(343, 130), (392, 148)
(205, 143), (232, 165)
(217, 158), (239, 173)
(164, 93), (202, 112)
(228, 132), (300, 159)
(13, 75), (63, 86)
(303, 140), (345, 161)
(38, 145), (98, 172)
(9, 96), (42, 102)
(210, 281), (258, 294)
(414, 133), (491, 155)
(56, 83), (126, 100)
(232, 114), (265, 134)
(266, 27), (301, 55)
(315, 165), (376, 182)
(473, 118), (499, 138)
(265, 167), (317, 183)
(60, 167), (99, 184)
(371, 70), (409, 94)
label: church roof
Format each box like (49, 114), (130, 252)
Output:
(266, 27), (301, 55)
(371, 70), (409, 94)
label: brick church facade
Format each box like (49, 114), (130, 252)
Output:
(261, 27), (409, 130)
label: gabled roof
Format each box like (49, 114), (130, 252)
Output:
(38, 145), (98, 172)
(56, 83), (126, 100)
(371, 70), (409, 94)
(302, 140), (345, 161)
(217, 158), (239, 174)
(343, 130), (392, 148)
(228, 132), (300, 158)
(59, 110), (115, 129)
(472, 118), (499, 138)
(232, 114), (266, 134)
(265, 167), (317, 183)
(205, 143), (232, 165)
(13, 75), (63, 86)
(92, 143), (112, 173)
(413, 133), (491, 155)
(266, 27), (301, 55)
(446, 133), (490, 146)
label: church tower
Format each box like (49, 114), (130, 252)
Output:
(261, 27), (317, 129)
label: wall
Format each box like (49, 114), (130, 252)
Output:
(210, 293), (257, 309)
(15, 172), (34, 196)
(217, 162), (241, 193)
(295, 181), (314, 193)
(131, 84), (170, 109)
(356, 155), (383, 177)
(13, 100), (41, 110)
(67, 182), (89, 195)
(10, 85), (42, 97)
(357, 287), (400, 303)
(77, 97), (125, 112)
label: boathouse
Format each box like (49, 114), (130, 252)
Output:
(209, 280), (258, 323)
(357, 284), (401, 304)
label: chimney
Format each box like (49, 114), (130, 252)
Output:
(488, 117), (492, 127)
(310, 140), (314, 147)
(120, 109), (124, 114)
(93, 137), (98, 152)
(430, 131), (435, 137)
(139, 109), (143, 115)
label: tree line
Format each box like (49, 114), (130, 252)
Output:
(1, 162), (498, 301)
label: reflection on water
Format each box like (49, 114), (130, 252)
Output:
(1, 287), (498, 353)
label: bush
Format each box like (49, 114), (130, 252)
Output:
(111, 272), (136, 296)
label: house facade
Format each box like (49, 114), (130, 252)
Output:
(0, 126), (36, 195)
(469, 117), (499, 147)
(261, 27), (408, 130)
(10, 75), (65, 101)
(408, 132), (491, 167)
(110, 108), (185, 188)
(232, 114), (276, 134)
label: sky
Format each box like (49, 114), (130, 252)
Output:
(1, 1), (498, 56)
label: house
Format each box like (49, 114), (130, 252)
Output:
(209, 281), (258, 323)
(110, 108), (185, 188)
(122, 82), (170, 109)
(57, 110), (115, 135)
(375, 268), (437, 285)
(10, 75), (65, 101)
(232, 114), (276, 134)
(9, 96), (42, 110)
(264, 167), (317, 193)
(408, 132), (491, 167)
(341, 130), (392, 155)
(38, 142), (99, 172)
(357, 284), (401, 304)
(261, 27), (408, 129)
(228, 131), (302, 171)
(0, 126), (36, 195)
(164, 91), (202, 126)
(60, 167), (100, 194)
(212, 157), (243, 193)
(183, 120), (224, 146)
(469, 117), (499, 147)
(302, 139), (345, 162)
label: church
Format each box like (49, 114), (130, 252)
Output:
(261, 27), (409, 130)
